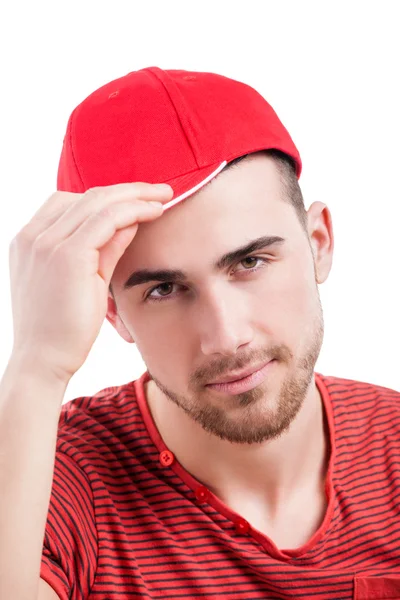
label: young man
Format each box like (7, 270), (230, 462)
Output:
(1, 66), (399, 600)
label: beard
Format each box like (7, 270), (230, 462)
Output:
(148, 293), (324, 446)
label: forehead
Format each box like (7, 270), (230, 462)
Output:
(122, 155), (296, 270)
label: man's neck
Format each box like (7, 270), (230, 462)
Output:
(144, 377), (329, 520)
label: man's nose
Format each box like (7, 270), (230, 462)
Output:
(197, 287), (254, 356)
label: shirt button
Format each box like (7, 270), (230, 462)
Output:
(159, 450), (175, 467)
(195, 486), (210, 503)
(235, 517), (250, 535)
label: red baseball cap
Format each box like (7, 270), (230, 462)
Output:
(57, 66), (302, 211)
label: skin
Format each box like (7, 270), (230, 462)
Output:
(106, 153), (334, 547)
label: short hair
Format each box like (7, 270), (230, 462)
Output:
(224, 149), (308, 235)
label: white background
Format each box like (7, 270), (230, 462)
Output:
(1, 1), (399, 403)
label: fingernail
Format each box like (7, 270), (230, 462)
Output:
(154, 183), (172, 191)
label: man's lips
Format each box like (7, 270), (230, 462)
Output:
(206, 360), (273, 385)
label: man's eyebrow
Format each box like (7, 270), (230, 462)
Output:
(215, 235), (285, 270)
(123, 235), (286, 291)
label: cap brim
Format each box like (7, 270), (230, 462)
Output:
(162, 161), (227, 212)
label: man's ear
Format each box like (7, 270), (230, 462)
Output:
(105, 292), (135, 344)
(306, 201), (334, 285)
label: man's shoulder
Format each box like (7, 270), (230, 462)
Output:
(316, 371), (399, 400)
(316, 371), (400, 428)
(55, 377), (143, 461)
(59, 377), (138, 427)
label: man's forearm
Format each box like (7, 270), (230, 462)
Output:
(0, 354), (68, 600)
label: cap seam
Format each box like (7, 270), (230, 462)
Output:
(68, 106), (85, 189)
(146, 67), (199, 169)
(161, 161), (221, 183)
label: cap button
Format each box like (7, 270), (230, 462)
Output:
(235, 517), (250, 535)
(159, 450), (175, 467)
(195, 485), (210, 503)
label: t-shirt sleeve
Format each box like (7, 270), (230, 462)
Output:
(40, 449), (98, 600)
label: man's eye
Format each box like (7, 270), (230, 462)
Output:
(240, 257), (259, 269)
(146, 282), (178, 302)
(235, 256), (271, 272)
(145, 257), (271, 303)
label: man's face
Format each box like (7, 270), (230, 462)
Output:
(107, 154), (332, 444)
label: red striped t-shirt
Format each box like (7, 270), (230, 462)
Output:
(40, 370), (400, 599)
